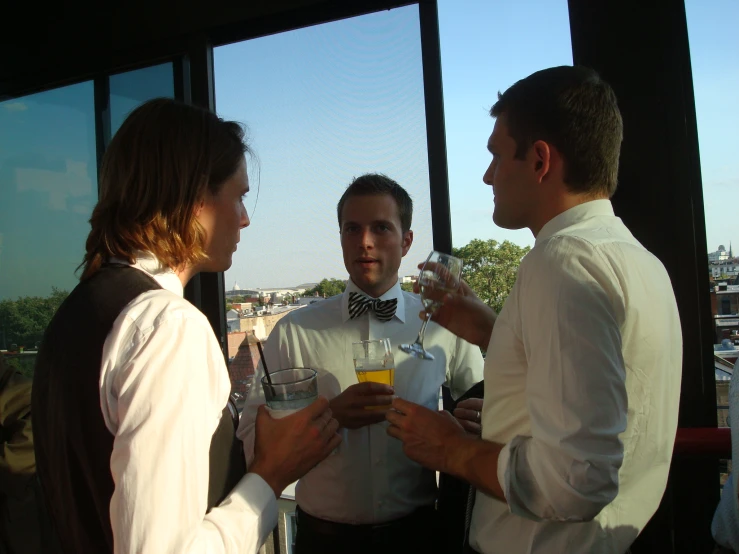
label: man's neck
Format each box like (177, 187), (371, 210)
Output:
(354, 279), (398, 299)
(529, 193), (607, 238)
(175, 265), (199, 288)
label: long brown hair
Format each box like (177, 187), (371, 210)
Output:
(79, 98), (249, 280)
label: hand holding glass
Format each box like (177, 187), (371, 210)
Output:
(261, 368), (318, 418)
(399, 251), (463, 360)
(352, 339), (394, 410)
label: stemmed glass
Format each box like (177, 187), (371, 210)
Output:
(399, 251), (463, 360)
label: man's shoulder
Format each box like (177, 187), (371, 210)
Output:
(275, 294), (343, 329)
(532, 217), (650, 267)
(122, 288), (208, 332)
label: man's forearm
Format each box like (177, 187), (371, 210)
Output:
(445, 434), (507, 502)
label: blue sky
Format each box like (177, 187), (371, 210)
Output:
(0, 0), (737, 298)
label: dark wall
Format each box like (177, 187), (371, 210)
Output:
(569, 1), (717, 552)
(1, 0), (408, 97)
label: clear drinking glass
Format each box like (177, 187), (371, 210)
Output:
(352, 339), (394, 410)
(399, 251), (463, 360)
(261, 368), (318, 418)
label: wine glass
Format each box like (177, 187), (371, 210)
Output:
(399, 251), (463, 360)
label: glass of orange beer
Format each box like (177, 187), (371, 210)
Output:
(352, 338), (394, 410)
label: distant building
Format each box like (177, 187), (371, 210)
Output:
(709, 258), (739, 279)
(709, 244), (732, 263)
(710, 282), (739, 344)
(231, 302), (253, 313)
(226, 309), (240, 332)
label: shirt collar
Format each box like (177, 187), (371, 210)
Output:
(110, 251), (184, 298)
(535, 199), (615, 246)
(341, 278), (406, 324)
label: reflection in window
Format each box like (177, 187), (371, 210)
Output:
(109, 63), (175, 138)
(0, 82), (97, 375)
(0, 64), (175, 378)
(214, 6), (432, 395)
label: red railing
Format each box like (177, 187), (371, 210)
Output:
(673, 427), (731, 458)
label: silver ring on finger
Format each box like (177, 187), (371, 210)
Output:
(475, 410), (481, 423)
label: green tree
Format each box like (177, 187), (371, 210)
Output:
(0, 287), (69, 349)
(305, 278), (346, 298)
(400, 281), (415, 293)
(452, 239), (530, 314)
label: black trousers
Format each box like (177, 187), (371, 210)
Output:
(294, 505), (441, 554)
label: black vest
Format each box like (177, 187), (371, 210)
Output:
(32, 265), (246, 553)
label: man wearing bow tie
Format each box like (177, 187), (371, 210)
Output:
(237, 173), (484, 554)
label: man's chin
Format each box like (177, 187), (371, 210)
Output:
(492, 210), (525, 231)
(200, 258), (232, 274)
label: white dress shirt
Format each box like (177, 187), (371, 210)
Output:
(237, 279), (484, 524)
(99, 254), (277, 553)
(712, 358), (739, 550)
(469, 200), (682, 554)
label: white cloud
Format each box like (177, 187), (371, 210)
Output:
(2, 102), (28, 112)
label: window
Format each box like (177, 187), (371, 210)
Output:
(438, 0), (572, 309)
(109, 63), (174, 138)
(686, 0), (739, 402)
(686, 0), (739, 491)
(0, 64), (175, 379)
(0, 82), (98, 377)
(214, 6), (432, 393)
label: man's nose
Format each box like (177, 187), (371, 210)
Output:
(240, 204), (250, 229)
(483, 162), (494, 186)
(359, 228), (374, 248)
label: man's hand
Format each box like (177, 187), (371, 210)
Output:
(249, 396), (341, 497)
(387, 397), (506, 500)
(385, 397), (467, 473)
(413, 262), (496, 349)
(453, 398), (484, 435)
(329, 382), (394, 429)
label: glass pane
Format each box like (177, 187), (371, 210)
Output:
(214, 6), (432, 397)
(0, 82), (97, 377)
(439, 0), (572, 305)
(685, 0), (739, 491)
(109, 63), (175, 137)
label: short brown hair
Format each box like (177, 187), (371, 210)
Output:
(336, 173), (413, 233)
(79, 98), (249, 280)
(491, 65), (623, 197)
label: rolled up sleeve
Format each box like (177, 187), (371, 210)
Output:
(500, 236), (627, 522)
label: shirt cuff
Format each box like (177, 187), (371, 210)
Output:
(496, 440), (513, 501)
(225, 473), (278, 546)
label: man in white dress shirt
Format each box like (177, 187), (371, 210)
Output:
(386, 66), (682, 554)
(32, 98), (340, 554)
(237, 174), (484, 554)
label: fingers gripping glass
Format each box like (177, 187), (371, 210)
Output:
(399, 251), (463, 361)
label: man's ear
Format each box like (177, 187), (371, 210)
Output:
(531, 140), (552, 182)
(401, 230), (414, 257)
(193, 195), (207, 217)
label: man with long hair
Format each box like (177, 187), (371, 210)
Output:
(32, 98), (340, 553)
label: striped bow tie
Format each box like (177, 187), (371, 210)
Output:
(348, 291), (398, 322)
